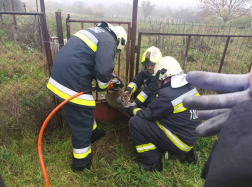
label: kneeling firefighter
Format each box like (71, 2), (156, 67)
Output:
(46, 21), (127, 171)
(127, 56), (202, 172)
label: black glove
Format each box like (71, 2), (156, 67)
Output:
(144, 81), (160, 96)
(144, 70), (161, 96)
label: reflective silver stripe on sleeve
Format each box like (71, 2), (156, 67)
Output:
(139, 91), (148, 99)
(128, 82), (138, 90)
(73, 145), (91, 154)
(97, 79), (109, 86)
(79, 30), (98, 45)
(48, 77), (94, 101)
(171, 88), (198, 107)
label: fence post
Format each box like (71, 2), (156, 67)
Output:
(9, 0), (16, 25)
(129, 0), (138, 82)
(218, 36), (230, 73)
(66, 14), (70, 40)
(183, 35), (191, 70)
(55, 11), (64, 49)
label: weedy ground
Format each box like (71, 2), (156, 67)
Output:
(0, 19), (250, 186)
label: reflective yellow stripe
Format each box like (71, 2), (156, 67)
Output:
(136, 143), (156, 153)
(173, 103), (187, 113)
(136, 94), (145, 103)
(156, 121), (192, 152)
(173, 92), (200, 113)
(93, 122), (97, 131)
(127, 84), (136, 93)
(74, 32), (97, 52)
(73, 149), (91, 159)
(97, 81), (109, 89)
(47, 83), (96, 107)
(156, 94), (158, 97)
(133, 108), (141, 116)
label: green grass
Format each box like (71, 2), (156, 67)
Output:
(0, 19), (245, 186)
(0, 119), (216, 186)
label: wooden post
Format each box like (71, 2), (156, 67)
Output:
(9, 0), (19, 45)
(9, 0), (16, 25)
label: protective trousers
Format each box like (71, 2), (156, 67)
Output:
(64, 103), (98, 167)
(129, 116), (185, 164)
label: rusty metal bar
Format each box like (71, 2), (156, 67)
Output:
(118, 53), (121, 77)
(139, 32), (252, 38)
(130, 0), (138, 81)
(40, 0), (62, 127)
(125, 22), (131, 86)
(9, 0), (16, 25)
(3, 3), (6, 11)
(39, 0), (53, 72)
(249, 61), (252, 72)
(55, 11), (64, 50)
(66, 14), (70, 40)
(182, 35), (191, 70)
(68, 19), (130, 24)
(0, 11), (44, 15)
(117, 23), (121, 77)
(218, 37), (230, 73)
(135, 32), (142, 76)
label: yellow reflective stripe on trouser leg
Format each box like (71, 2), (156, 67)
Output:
(47, 82), (96, 107)
(73, 32), (97, 52)
(93, 120), (97, 131)
(133, 108), (141, 116)
(156, 121), (192, 152)
(73, 145), (91, 159)
(136, 143), (157, 153)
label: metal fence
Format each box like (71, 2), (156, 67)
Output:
(0, 10), (61, 131)
(135, 32), (252, 76)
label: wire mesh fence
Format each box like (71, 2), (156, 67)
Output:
(136, 33), (252, 76)
(0, 14), (60, 133)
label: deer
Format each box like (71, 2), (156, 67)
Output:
(105, 87), (134, 118)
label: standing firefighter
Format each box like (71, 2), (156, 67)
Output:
(117, 46), (162, 107)
(127, 56), (202, 172)
(46, 21), (127, 171)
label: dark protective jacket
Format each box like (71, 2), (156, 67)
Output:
(125, 69), (155, 106)
(47, 27), (117, 107)
(129, 83), (202, 150)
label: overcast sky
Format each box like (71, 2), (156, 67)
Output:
(44, 0), (199, 8)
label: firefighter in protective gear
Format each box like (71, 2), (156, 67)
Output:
(121, 46), (162, 107)
(127, 56), (202, 172)
(46, 21), (127, 171)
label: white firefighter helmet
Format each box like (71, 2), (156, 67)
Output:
(97, 21), (127, 51)
(115, 26), (127, 51)
(141, 46), (162, 66)
(154, 56), (187, 88)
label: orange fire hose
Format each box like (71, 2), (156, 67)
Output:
(38, 91), (83, 187)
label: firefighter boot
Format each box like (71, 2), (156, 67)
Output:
(170, 153), (186, 163)
(135, 158), (163, 172)
(185, 147), (198, 164)
(71, 161), (92, 172)
(91, 129), (105, 143)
